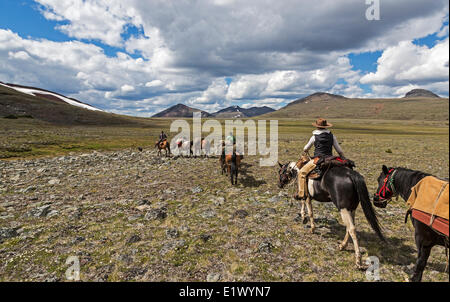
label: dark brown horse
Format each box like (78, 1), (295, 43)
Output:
(278, 160), (385, 269)
(373, 165), (449, 282)
(219, 141), (242, 185)
(225, 152), (242, 185)
(155, 139), (171, 157)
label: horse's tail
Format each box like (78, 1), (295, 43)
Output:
(349, 171), (385, 242)
(231, 152), (237, 168)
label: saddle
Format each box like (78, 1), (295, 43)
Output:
(319, 156), (355, 170)
(407, 176), (449, 237)
(296, 155), (356, 180)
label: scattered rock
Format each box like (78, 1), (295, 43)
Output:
(27, 205), (51, 218)
(206, 272), (221, 282)
(23, 186), (37, 193)
(263, 208), (277, 216)
(144, 207), (167, 220)
(160, 239), (186, 255)
(200, 209), (216, 219)
(257, 241), (274, 253)
(47, 210), (59, 218)
(70, 208), (82, 220)
(48, 178), (60, 185)
(269, 196), (282, 203)
(127, 234), (141, 244)
(199, 234), (212, 242)
(191, 186), (203, 194)
(166, 228), (179, 239)
(212, 196), (225, 206)
(136, 205), (151, 212)
(71, 236), (85, 245)
(233, 209), (249, 219)
(128, 215), (142, 222)
(137, 199), (150, 206)
(0, 227), (19, 243)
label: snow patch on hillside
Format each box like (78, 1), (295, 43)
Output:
(0, 82), (103, 112)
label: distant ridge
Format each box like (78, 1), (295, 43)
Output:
(152, 103), (211, 118)
(262, 90), (448, 120)
(403, 89), (440, 98)
(285, 92), (347, 108)
(152, 103), (275, 118)
(212, 105), (275, 118)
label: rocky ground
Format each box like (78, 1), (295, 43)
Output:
(0, 141), (448, 282)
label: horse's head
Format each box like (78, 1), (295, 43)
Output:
(373, 165), (395, 208)
(278, 162), (296, 189)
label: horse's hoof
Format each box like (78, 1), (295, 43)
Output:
(338, 244), (346, 251)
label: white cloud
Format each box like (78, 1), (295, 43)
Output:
(0, 0), (447, 116)
(35, 0), (140, 46)
(121, 84), (135, 92)
(360, 38), (449, 94)
(8, 51), (30, 60)
(145, 80), (164, 87)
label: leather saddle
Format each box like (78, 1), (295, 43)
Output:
(296, 155), (356, 180)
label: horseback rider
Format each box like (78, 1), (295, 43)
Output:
(158, 130), (168, 146)
(297, 118), (345, 199)
(226, 132), (236, 145)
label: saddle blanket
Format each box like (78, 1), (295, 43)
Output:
(407, 176), (449, 220)
(411, 209), (449, 237)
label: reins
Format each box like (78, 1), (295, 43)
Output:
(376, 168), (398, 201)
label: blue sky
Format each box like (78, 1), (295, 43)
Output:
(0, 0), (448, 116)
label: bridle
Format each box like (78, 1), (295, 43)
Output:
(374, 168), (397, 208)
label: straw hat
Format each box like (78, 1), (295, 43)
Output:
(312, 118), (333, 128)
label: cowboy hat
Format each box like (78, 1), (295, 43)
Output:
(312, 118), (333, 128)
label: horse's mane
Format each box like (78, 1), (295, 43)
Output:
(394, 167), (432, 179)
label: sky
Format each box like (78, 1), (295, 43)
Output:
(0, 0), (448, 116)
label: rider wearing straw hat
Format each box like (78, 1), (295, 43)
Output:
(297, 118), (346, 199)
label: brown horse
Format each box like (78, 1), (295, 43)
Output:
(224, 152), (242, 185)
(155, 139), (171, 157)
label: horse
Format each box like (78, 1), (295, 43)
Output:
(201, 138), (211, 157)
(373, 165), (449, 282)
(224, 152), (242, 185)
(175, 138), (192, 157)
(155, 139), (171, 157)
(278, 156), (385, 269)
(219, 140), (242, 184)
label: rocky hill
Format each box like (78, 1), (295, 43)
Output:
(403, 89), (440, 98)
(285, 92), (347, 108)
(152, 103), (211, 118)
(212, 106), (275, 118)
(263, 91), (448, 120)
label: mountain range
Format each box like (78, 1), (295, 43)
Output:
(0, 80), (447, 124)
(152, 104), (275, 118)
